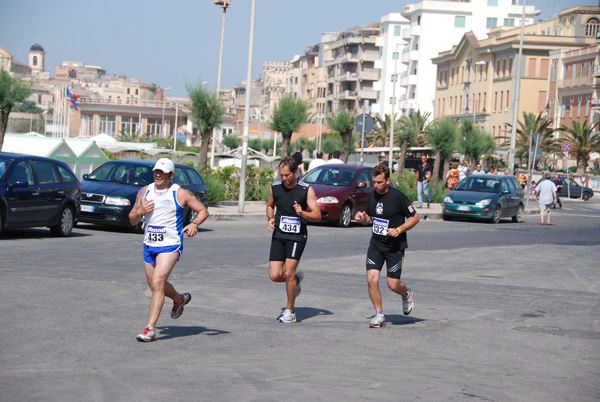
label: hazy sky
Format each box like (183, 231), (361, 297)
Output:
(1, 0), (597, 97)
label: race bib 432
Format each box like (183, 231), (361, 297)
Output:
(372, 217), (389, 236)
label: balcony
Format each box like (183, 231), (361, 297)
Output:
(593, 65), (600, 77)
(399, 74), (418, 87)
(338, 90), (357, 100)
(359, 70), (379, 81)
(341, 72), (358, 81)
(360, 51), (379, 62)
(375, 36), (385, 47)
(357, 89), (378, 100)
(402, 28), (412, 40)
(410, 25), (421, 36)
(401, 50), (418, 64)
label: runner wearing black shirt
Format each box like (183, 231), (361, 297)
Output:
(355, 164), (420, 328)
(267, 157), (321, 323)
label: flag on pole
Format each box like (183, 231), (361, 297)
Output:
(66, 88), (78, 110)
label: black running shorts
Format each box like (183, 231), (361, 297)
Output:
(365, 242), (404, 280)
(269, 237), (306, 262)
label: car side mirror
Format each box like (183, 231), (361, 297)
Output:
(9, 180), (29, 189)
(356, 181), (367, 188)
(502, 190), (511, 194)
(83, 174), (89, 179)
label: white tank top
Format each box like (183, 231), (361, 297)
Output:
(143, 183), (184, 247)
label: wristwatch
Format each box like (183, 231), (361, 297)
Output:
(267, 216), (273, 221)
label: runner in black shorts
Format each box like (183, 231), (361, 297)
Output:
(267, 157), (321, 323)
(355, 164), (420, 328)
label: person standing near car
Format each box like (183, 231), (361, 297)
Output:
(327, 150), (343, 164)
(267, 157), (321, 323)
(414, 154), (432, 208)
(308, 150), (326, 172)
(536, 173), (557, 225)
(355, 164), (420, 328)
(552, 174), (564, 209)
(129, 158), (209, 342)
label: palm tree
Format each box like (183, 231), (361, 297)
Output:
(504, 112), (556, 168)
(187, 82), (226, 171)
(559, 120), (600, 174)
(369, 115), (394, 147)
(268, 93), (310, 158)
(0, 69), (33, 150)
(396, 111), (431, 176)
(426, 118), (459, 189)
(326, 106), (355, 163)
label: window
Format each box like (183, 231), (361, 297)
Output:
(486, 18), (497, 29)
(564, 65), (570, 80)
(451, 68), (454, 85)
(10, 161), (34, 183)
(33, 56), (38, 66)
(500, 91), (503, 110)
(487, 0), (498, 5)
(577, 95), (582, 117)
(98, 115), (116, 137)
(585, 18), (599, 37)
(394, 26), (402, 36)
(356, 170), (373, 187)
(32, 161), (58, 185)
(455, 16), (466, 28)
(494, 92), (498, 111)
(506, 90), (509, 108)
(56, 165), (77, 182)
(502, 59), (506, 77)
(450, 97), (453, 114)
(528, 58), (537, 76)
(504, 18), (515, 26)
(389, 97), (396, 104)
(120, 116), (139, 136)
(496, 60), (501, 77)
(392, 52), (399, 60)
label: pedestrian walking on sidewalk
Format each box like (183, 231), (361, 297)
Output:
(129, 158), (209, 342)
(536, 173), (557, 225)
(414, 154), (432, 208)
(267, 157), (321, 323)
(355, 164), (420, 328)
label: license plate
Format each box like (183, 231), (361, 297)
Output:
(81, 205), (95, 212)
(457, 206), (470, 211)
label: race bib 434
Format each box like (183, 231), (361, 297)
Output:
(280, 216), (301, 233)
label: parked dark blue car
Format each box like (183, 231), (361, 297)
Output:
(0, 152), (81, 236)
(79, 160), (208, 233)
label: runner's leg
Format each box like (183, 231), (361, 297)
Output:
(283, 258), (300, 311)
(145, 251), (180, 328)
(367, 269), (383, 312)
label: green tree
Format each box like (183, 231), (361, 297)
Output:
(458, 119), (496, 168)
(14, 100), (42, 113)
(187, 81), (226, 171)
(396, 111), (430, 176)
(222, 134), (240, 150)
(326, 106), (355, 163)
(268, 93), (310, 158)
(559, 120), (600, 175)
(290, 137), (317, 155)
(427, 118), (459, 189)
(369, 114), (395, 147)
(0, 69), (33, 150)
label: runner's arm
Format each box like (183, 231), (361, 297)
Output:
(178, 188), (209, 237)
(129, 186), (149, 225)
(267, 186), (275, 231)
(295, 186), (321, 222)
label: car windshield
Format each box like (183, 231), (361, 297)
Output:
(302, 166), (356, 186)
(456, 177), (502, 192)
(87, 163), (154, 186)
(0, 158), (10, 181)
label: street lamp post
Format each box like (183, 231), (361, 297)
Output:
(161, 86), (170, 138)
(389, 43), (400, 172)
(238, 0), (256, 213)
(210, 0), (231, 169)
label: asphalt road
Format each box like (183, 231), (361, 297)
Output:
(1, 197), (599, 401)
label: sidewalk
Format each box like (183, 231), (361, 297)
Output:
(207, 200), (539, 221)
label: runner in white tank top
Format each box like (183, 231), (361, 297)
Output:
(129, 158), (209, 342)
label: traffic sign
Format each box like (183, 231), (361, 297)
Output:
(562, 141), (572, 152)
(355, 114), (374, 134)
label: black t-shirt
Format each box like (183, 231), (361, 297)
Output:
(416, 163), (432, 182)
(272, 180), (310, 242)
(366, 187), (416, 251)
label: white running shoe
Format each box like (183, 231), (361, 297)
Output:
(296, 271), (304, 297)
(369, 314), (386, 328)
(136, 325), (156, 342)
(278, 309), (297, 323)
(403, 289), (414, 316)
(171, 292), (192, 319)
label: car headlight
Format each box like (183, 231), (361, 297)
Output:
(475, 199), (492, 206)
(443, 196), (453, 203)
(105, 196), (131, 206)
(317, 196), (339, 204)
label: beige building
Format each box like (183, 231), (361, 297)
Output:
(432, 6), (600, 146)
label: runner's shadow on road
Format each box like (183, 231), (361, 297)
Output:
(294, 307), (333, 322)
(384, 315), (426, 326)
(157, 325), (229, 340)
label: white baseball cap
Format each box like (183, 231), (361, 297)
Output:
(153, 158), (175, 173)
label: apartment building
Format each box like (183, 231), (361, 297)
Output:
(324, 24), (381, 114)
(376, 0), (537, 119)
(432, 6), (600, 146)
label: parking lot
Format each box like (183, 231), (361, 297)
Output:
(1, 198), (599, 401)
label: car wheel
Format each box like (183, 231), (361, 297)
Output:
(50, 206), (75, 237)
(442, 214), (452, 221)
(490, 206), (501, 224)
(582, 192), (591, 201)
(512, 205), (523, 223)
(133, 215), (146, 234)
(185, 208), (198, 227)
(337, 203), (352, 228)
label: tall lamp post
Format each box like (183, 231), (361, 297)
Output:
(161, 86), (170, 138)
(238, 0), (256, 213)
(211, 0), (231, 169)
(389, 43), (400, 172)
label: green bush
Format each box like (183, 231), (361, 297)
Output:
(209, 165), (275, 202)
(568, 166), (577, 173)
(393, 169), (447, 203)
